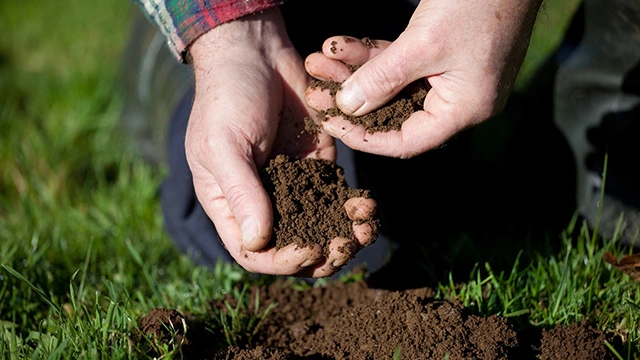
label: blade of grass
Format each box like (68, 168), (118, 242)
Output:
(1, 265), (60, 315)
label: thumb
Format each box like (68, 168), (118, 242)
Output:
(192, 149), (274, 253)
(335, 44), (415, 116)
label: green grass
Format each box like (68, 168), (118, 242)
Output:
(1, 0), (639, 358)
(516, 0), (582, 90)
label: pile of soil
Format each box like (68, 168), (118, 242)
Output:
(137, 275), (621, 359)
(258, 154), (378, 258)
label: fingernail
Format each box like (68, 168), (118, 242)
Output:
(337, 79), (365, 115)
(241, 217), (259, 248)
(300, 258), (318, 268)
(332, 259), (347, 268)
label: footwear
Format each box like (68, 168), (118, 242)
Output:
(118, 7), (194, 167)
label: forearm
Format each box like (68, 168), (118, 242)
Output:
(131, 0), (287, 62)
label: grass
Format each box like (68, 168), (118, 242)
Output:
(516, 0), (583, 90)
(1, 0), (639, 358)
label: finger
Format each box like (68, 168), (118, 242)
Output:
(325, 89), (471, 158)
(391, 86), (476, 154)
(233, 242), (324, 275)
(300, 237), (357, 278)
(353, 222), (376, 247)
(335, 40), (417, 116)
(344, 197), (377, 221)
(322, 36), (391, 65)
(198, 139), (274, 252)
(328, 237), (357, 268)
(321, 116), (399, 155)
(295, 259), (332, 278)
(305, 85), (340, 112)
(305, 52), (353, 82)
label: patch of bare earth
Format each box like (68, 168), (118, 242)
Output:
(138, 276), (621, 359)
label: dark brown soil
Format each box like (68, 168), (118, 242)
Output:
(306, 36), (429, 134)
(309, 78), (428, 134)
(137, 275), (620, 359)
(259, 154), (378, 259)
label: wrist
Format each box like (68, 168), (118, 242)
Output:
(188, 7), (287, 66)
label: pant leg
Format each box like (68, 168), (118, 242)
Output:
(554, 0), (640, 244)
(160, 90), (235, 266)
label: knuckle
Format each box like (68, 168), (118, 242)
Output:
(364, 61), (408, 96)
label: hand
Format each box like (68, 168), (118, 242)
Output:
(185, 8), (376, 277)
(305, 0), (542, 158)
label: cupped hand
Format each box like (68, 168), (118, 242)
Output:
(305, 0), (542, 158)
(186, 8), (376, 277)
(298, 196), (378, 278)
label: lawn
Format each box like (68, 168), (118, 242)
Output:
(1, 0), (639, 359)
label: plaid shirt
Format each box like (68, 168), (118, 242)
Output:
(132, 0), (286, 62)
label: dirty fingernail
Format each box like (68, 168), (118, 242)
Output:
(337, 80), (365, 115)
(345, 197), (377, 220)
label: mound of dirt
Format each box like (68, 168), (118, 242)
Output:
(137, 276), (621, 359)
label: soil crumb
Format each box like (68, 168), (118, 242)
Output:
(137, 308), (190, 358)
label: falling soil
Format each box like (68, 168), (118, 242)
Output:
(138, 275), (621, 359)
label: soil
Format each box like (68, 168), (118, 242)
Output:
(258, 154), (379, 259)
(307, 37), (429, 134)
(309, 77), (428, 134)
(137, 275), (621, 359)
(137, 35), (627, 360)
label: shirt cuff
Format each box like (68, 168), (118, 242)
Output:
(168, 0), (287, 63)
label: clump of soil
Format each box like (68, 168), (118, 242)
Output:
(137, 308), (190, 358)
(259, 154), (379, 257)
(137, 276), (622, 359)
(308, 37), (429, 134)
(309, 79), (428, 134)
(538, 319), (617, 360)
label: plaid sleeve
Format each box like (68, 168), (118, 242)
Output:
(132, 0), (287, 63)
